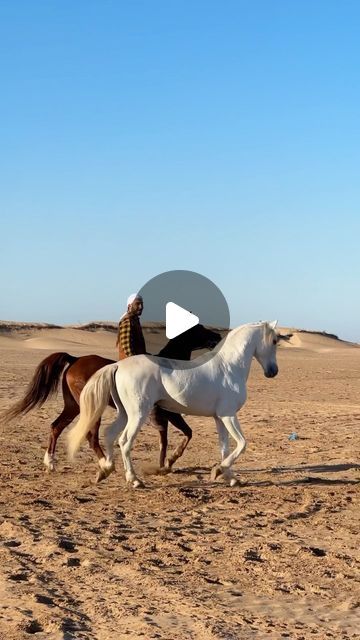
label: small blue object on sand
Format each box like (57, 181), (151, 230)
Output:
(288, 432), (299, 441)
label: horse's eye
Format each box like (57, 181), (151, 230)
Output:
(273, 339), (277, 345)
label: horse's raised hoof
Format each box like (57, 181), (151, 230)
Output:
(210, 464), (223, 481)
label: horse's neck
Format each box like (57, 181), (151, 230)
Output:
(158, 340), (191, 360)
(219, 325), (261, 380)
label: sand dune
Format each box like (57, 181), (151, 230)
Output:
(23, 330), (117, 353)
(279, 329), (359, 352)
(0, 321), (357, 354)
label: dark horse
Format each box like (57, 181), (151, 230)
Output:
(2, 324), (221, 480)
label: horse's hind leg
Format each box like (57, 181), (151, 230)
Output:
(86, 420), (105, 462)
(86, 420), (111, 483)
(44, 405), (79, 471)
(44, 374), (79, 471)
(163, 410), (192, 469)
(95, 408), (127, 484)
(119, 406), (151, 488)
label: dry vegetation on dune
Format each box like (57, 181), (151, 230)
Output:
(0, 323), (359, 639)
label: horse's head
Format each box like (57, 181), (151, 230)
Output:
(184, 324), (222, 351)
(254, 320), (279, 378)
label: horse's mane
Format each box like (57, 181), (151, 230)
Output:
(215, 323), (277, 362)
(147, 322), (276, 370)
(226, 321), (275, 342)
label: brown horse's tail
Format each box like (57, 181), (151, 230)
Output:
(1, 352), (78, 423)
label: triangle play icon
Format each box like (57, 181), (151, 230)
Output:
(165, 302), (199, 339)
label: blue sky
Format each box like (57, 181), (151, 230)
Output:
(1, 1), (359, 341)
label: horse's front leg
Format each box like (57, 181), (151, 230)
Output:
(211, 417), (235, 485)
(211, 415), (246, 487)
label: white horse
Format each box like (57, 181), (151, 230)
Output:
(68, 321), (279, 488)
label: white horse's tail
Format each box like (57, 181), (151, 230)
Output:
(67, 362), (118, 460)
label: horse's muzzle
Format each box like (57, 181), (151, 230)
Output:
(265, 364), (278, 378)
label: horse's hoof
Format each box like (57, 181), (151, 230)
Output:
(43, 452), (55, 472)
(159, 465), (172, 475)
(210, 464), (222, 481)
(96, 469), (108, 483)
(229, 477), (239, 487)
(133, 479), (145, 489)
(96, 463), (115, 483)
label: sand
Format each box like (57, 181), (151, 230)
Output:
(0, 323), (359, 640)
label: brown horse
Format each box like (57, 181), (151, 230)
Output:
(2, 324), (221, 479)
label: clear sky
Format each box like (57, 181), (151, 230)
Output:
(1, 1), (359, 342)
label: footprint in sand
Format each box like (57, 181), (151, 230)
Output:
(8, 572), (29, 582)
(66, 557), (81, 567)
(23, 619), (44, 634)
(57, 537), (77, 552)
(34, 593), (55, 607)
(3, 539), (21, 548)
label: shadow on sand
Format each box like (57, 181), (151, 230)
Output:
(165, 462), (360, 489)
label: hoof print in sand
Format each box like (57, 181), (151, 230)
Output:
(57, 537), (77, 552)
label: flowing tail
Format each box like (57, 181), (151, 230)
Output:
(67, 362), (118, 460)
(0, 352), (78, 423)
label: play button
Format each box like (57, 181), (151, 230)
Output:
(137, 269), (230, 369)
(166, 302), (199, 339)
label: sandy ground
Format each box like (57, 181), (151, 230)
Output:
(0, 324), (359, 640)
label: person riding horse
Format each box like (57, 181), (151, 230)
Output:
(116, 293), (147, 360)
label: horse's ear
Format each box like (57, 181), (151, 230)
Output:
(269, 320), (278, 330)
(279, 333), (293, 341)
